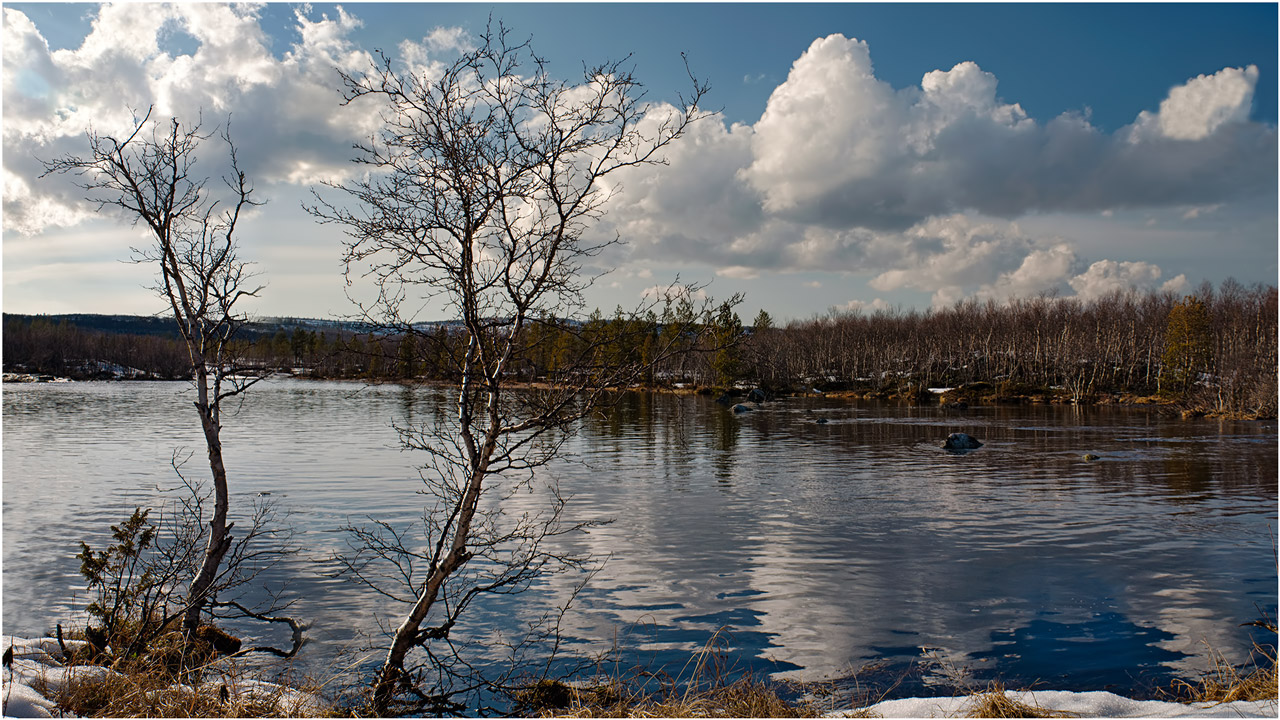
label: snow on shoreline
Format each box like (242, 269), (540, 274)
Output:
(3, 634), (1274, 718)
(3, 636), (97, 717)
(832, 690), (1276, 718)
(1, 635), (323, 718)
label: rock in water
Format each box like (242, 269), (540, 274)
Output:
(1083, 453), (1101, 461)
(943, 432), (983, 450)
(747, 388), (768, 403)
(732, 404), (753, 414)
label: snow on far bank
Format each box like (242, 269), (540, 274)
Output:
(831, 689), (1277, 718)
(2, 635), (323, 718)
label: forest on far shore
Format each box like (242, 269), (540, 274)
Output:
(5, 279), (1276, 419)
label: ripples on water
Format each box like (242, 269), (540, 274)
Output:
(3, 380), (1275, 699)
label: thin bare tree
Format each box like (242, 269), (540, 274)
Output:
(42, 108), (268, 639)
(308, 23), (718, 714)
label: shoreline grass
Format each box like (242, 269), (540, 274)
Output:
(1164, 626), (1278, 706)
(13, 617), (1275, 717)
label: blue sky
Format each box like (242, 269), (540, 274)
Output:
(4, 3), (1276, 321)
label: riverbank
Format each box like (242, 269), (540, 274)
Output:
(6, 369), (1271, 421)
(6, 631), (1275, 718)
(256, 372), (1280, 421)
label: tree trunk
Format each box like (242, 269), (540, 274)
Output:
(183, 373), (233, 637)
(371, 462), (485, 714)
(371, 556), (457, 713)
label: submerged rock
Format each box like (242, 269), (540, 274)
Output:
(815, 418), (829, 424)
(943, 432), (983, 451)
(731, 404), (753, 414)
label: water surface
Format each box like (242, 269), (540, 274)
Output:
(3, 379), (1275, 698)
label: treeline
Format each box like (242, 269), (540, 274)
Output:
(1, 315), (407, 381)
(6, 280), (1276, 417)
(2, 303), (738, 386)
(739, 280), (1277, 417)
(3, 316), (192, 379)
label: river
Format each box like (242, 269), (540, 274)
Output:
(3, 378), (1275, 700)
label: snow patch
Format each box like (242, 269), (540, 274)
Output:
(830, 689), (1277, 718)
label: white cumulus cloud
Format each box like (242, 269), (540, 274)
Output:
(3, 4), (393, 235)
(593, 33), (1273, 306)
(1130, 65), (1259, 142)
(424, 26), (474, 55)
(1067, 259), (1187, 300)
(4, 13), (1272, 314)
(866, 215), (1080, 307)
(839, 297), (891, 313)
(739, 35), (1272, 230)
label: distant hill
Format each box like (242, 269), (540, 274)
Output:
(2, 313), (381, 340)
(2, 313), (516, 339)
(4, 313), (184, 338)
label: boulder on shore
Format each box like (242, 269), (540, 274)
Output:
(943, 433), (983, 451)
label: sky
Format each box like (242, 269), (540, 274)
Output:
(3, 2), (1277, 323)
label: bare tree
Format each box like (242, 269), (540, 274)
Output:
(42, 109), (268, 639)
(309, 23), (718, 714)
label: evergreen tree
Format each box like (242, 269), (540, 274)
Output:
(749, 309), (776, 386)
(753, 309), (774, 332)
(397, 333), (420, 380)
(711, 301), (744, 387)
(1163, 295), (1212, 391)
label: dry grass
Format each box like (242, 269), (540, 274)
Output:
(44, 670), (262, 717)
(16, 618), (339, 717)
(519, 630), (819, 718)
(32, 639), (336, 718)
(39, 663), (334, 718)
(530, 675), (818, 718)
(1168, 631), (1278, 705)
(962, 683), (1078, 718)
(633, 676), (818, 718)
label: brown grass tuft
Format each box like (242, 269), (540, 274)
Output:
(36, 655), (335, 717)
(520, 629), (819, 718)
(540, 675), (817, 718)
(963, 683), (1077, 718)
(1169, 635), (1278, 704)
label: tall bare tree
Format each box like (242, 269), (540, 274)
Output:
(42, 109), (266, 639)
(309, 23), (717, 713)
